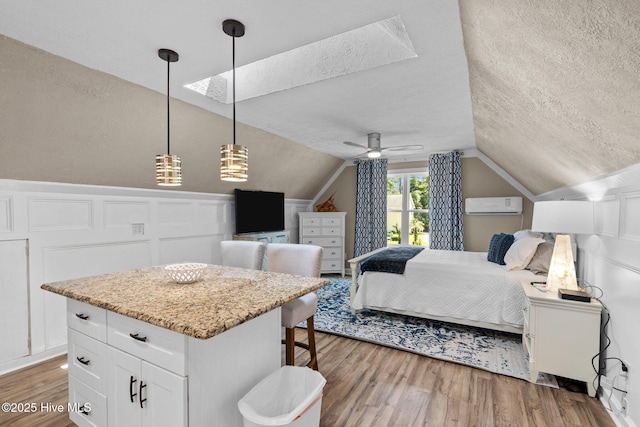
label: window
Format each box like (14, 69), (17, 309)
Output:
(387, 171), (429, 246)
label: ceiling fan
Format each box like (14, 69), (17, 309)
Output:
(343, 133), (423, 158)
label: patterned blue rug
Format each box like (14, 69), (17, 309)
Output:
(307, 279), (557, 387)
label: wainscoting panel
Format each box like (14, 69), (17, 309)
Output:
(595, 197), (619, 238)
(29, 198), (93, 231)
(0, 196), (12, 233)
(159, 234), (223, 265)
(158, 201), (194, 226)
(0, 179), (312, 373)
(619, 191), (640, 242)
(104, 200), (150, 228)
(42, 241), (153, 348)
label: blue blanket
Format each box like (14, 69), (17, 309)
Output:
(360, 247), (425, 275)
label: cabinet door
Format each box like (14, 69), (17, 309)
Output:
(108, 347), (141, 427)
(141, 361), (187, 427)
(0, 239), (29, 364)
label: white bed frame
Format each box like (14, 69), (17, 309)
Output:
(348, 248), (524, 334)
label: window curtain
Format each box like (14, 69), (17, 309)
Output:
(354, 158), (388, 257)
(428, 152), (464, 251)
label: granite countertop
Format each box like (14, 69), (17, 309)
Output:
(41, 264), (329, 340)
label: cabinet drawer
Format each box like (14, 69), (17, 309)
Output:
(322, 246), (342, 259)
(68, 375), (107, 427)
(321, 259), (342, 271)
(107, 311), (187, 376)
(68, 300), (107, 342)
(321, 217), (343, 226)
(301, 237), (341, 247)
(301, 217), (322, 226)
(321, 227), (341, 236)
(301, 227), (322, 236)
(68, 329), (108, 394)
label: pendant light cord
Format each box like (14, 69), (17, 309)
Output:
(167, 58), (171, 155)
(232, 29), (236, 145)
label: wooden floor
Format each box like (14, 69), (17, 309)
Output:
(0, 330), (614, 427)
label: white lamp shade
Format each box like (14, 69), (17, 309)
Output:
(531, 201), (594, 234)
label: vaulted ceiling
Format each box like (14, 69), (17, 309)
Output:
(1, 0), (638, 196)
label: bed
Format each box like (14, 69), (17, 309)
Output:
(348, 244), (547, 334)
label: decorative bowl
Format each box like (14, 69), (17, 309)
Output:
(164, 263), (208, 284)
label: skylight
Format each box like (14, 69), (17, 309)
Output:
(185, 15), (417, 103)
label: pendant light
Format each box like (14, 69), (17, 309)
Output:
(220, 19), (248, 182)
(156, 48), (182, 186)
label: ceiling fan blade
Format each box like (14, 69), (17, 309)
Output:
(343, 141), (369, 149)
(380, 144), (424, 152)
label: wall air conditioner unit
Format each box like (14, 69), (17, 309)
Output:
(465, 197), (523, 215)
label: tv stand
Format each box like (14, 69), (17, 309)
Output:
(233, 230), (290, 244)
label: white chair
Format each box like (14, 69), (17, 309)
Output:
(266, 243), (323, 370)
(220, 240), (265, 270)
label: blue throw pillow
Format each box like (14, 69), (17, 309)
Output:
(487, 233), (514, 265)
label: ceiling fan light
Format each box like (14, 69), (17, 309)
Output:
(367, 150), (382, 158)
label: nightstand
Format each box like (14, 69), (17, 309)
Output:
(521, 280), (602, 397)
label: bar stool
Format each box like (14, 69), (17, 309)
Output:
(266, 243), (323, 370)
(220, 240), (265, 270)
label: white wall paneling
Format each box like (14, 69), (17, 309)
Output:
(620, 191), (640, 242)
(0, 179), (311, 374)
(104, 201), (150, 228)
(0, 240), (29, 365)
(29, 198), (93, 231)
(0, 196), (13, 233)
(594, 196), (619, 238)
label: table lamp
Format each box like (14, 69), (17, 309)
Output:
(531, 201), (594, 293)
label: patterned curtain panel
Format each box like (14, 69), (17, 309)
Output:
(354, 158), (388, 257)
(428, 152), (464, 251)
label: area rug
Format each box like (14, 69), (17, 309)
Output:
(305, 279), (557, 387)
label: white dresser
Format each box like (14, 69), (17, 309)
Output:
(298, 212), (346, 277)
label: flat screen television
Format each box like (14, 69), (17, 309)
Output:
(234, 189), (285, 235)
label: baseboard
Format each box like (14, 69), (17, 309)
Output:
(599, 380), (638, 427)
(0, 346), (67, 376)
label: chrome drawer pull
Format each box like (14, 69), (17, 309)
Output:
(129, 333), (148, 342)
(76, 356), (90, 366)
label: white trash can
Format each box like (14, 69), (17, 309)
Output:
(238, 366), (326, 427)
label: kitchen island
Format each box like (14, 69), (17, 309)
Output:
(42, 264), (329, 427)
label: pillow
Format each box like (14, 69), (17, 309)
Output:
(526, 241), (554, 274)
(487, 233), (514, 265)
(513, 229), (544, 241)
(504, 236), (545, 270)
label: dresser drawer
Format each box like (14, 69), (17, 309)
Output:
(321, 227), (341, 236)
(68, 375), (107, 427)
(301, 227), (322, 236)
(107, 311), (187, 376)
(68, 300), (107, 342)
(301, 236), (341, 247)
(68, 329), (108, 394)
(321, 259), (343, 271)
(301, 217), (322, 226)
(322, 246), (342, 259)
(321, 217), (343, 226)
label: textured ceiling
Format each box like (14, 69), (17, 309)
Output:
(0, 0), (476, 161)
(2, 1), (638, 195)
(459, 0), (640, 196)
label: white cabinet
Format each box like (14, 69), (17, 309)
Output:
(299, 212), (346, 276)
(67, 300), (108, 427)
(233, 230), (290, 243)
(521, 281), (602, 397)
(66, 299), (281, 426)
(108, 347), (187, 427)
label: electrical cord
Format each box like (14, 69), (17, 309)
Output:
(583, 282), (629, 399)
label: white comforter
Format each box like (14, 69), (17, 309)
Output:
(352, 249), (540, 328)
